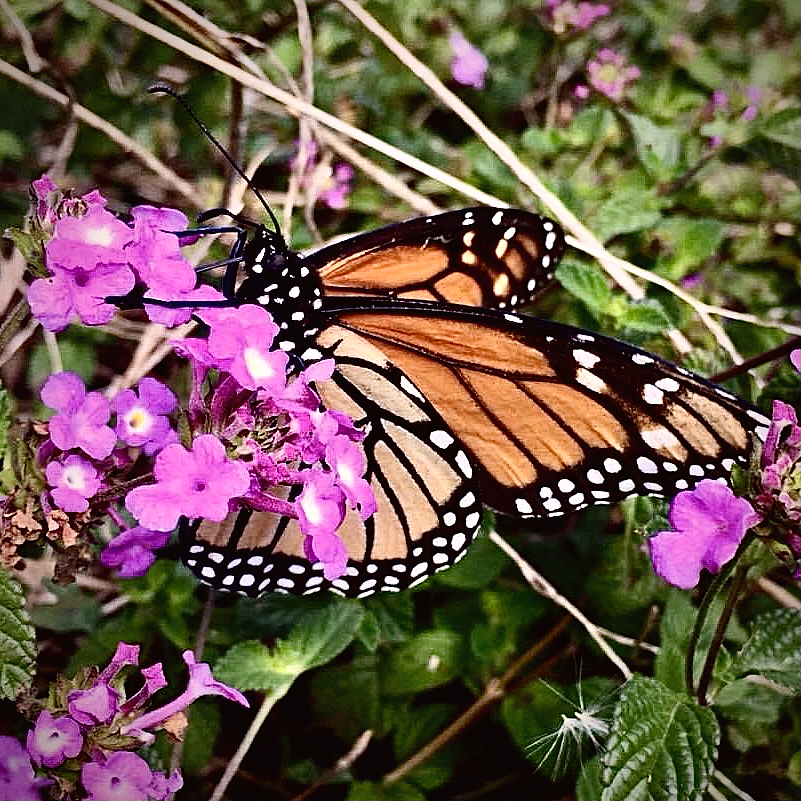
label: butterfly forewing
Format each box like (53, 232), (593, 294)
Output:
(181, 324), (482, 598)
(309, 207), (564, 309)
(325, 299), (770, 517)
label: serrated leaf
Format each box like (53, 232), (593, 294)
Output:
(601, 676), (719, 801)
(556, 259), (612, 317)
(592, 190), (663, 241)
(730, 608), (801, 692)
(214, 599), (364, 693)
(0, 568), (37, 699)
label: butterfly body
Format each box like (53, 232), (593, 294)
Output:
(177, 206), (770, 598)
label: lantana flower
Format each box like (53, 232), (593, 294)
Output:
(0, 735), (51, 800)
(648, 479), (761, 589)
(449, 32), (489, 89)
(576, 48), (640, 102)
(45, 454), (101, 513)
(41, 371), (117, 460)
(124, 434), (251, 532)
(7, 642), (244, 800)
(24, 175), (376, 585)
(545, 0), (611, 34)
(112, 377), (178, 455)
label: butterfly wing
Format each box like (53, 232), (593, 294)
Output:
(181, 324), (482, 597)
(307, 207), (565, 309)
(322, 298), (771, 517)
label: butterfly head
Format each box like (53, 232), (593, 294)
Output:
(236, 225), (326, 359)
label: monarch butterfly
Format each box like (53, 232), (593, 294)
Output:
(172, 205), (771, 598)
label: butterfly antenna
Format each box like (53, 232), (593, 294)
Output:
(149, 84), (283, 238)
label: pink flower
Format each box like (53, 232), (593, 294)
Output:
(125, 434), (251, 531)
(26, 711), (82, 769)
(648, 480), (761, 589)
(45, 455), (101, 513)
(449, 32), (489, 89)
(586, 48), (640, 101)
(41, 371), (117, 460)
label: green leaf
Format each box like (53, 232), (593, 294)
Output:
(620, 112), (683, 178)
(653, 217), (725, 280)
(28, 582), (101, 633)
(592, 189), (663, 241)
(756, 107), (801, 148)
(556, 259), (612, 318)
(745, 136), (801, 186)
(179, 699), (221, 775)
(214, 598), (364, 693)
(381, 630), (464, 695)
(617, 298), (674, 334)
(601, 676), (719, 801)
(730, 608), (801, 693)
(0, 567), (36, 699)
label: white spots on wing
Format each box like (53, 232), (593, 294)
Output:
(430, 429), (454, 449)
(636, 456), (658, 474)
(576, 368), (607, 393)
(456, 450), (473, 478)
(573, 349), (601, 369)
(400, 375), (425, 400)
(516, 498), (533, 514)
(451, 532), (467, 550)
(632, 353), (654, 365)
(642, 384), (664, 405)
(655, 377), (680, 393)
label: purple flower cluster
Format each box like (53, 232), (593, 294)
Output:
(648, 352), (801, 588)
(39, 370), (178, 576)
(575, 48), (640, 102)
(27, 181), (224, 332)
(26, 176), (377, 584)
(449, 32), (489, 89)
(545, 0), (611, 34)
(292, 140), (355, 210)
(750, 351), (801, 575)
(2, 642), (247, 801)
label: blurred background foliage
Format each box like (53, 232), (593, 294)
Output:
(1, 1), (799, 799)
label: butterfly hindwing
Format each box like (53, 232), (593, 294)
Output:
(181, 324), (482, 597)
(325, 298), (771, 517)
(309, 206), (564, 309)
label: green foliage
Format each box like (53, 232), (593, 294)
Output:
(1, 0), (799, 798)
(0, 568), (36, 699)
(214, 597), (364, 693)
(601, 676), (720, 801)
